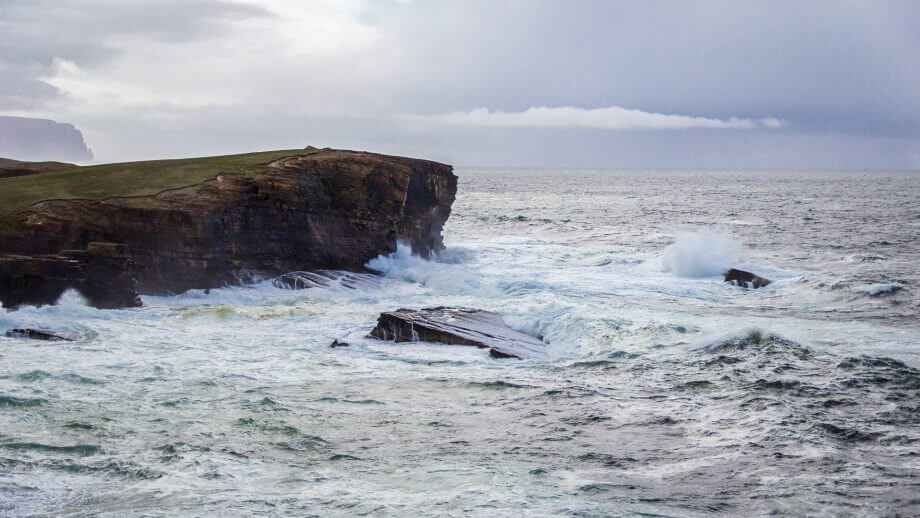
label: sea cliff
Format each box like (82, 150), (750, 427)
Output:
(0, 148), (456, 309)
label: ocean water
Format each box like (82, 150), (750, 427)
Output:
(1, 169), (919, 517)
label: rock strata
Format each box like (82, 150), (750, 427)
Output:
(368, 307), (547, 360)
(724, 268), (771, 289)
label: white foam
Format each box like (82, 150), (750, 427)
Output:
(853, 283), (903, 297)
(365, 241), (495, 296)
(660, 228), (742, 278)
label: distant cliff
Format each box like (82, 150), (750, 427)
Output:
(0, 116), (93, 163)
(0, 148), (456, 309)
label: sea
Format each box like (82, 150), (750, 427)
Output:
(1, 169), (918, 517)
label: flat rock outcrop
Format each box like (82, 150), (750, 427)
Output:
(724, 268), (771, 289)
(0, 149), (455, 309)
(368, 307), (547, 360)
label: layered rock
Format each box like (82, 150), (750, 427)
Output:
(0, 150), (455, 309)
(369, 307), (548, 360)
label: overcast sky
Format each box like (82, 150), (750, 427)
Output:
(1, 0), (918, 168)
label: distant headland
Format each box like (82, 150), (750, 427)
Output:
(0, 115), (94, 163)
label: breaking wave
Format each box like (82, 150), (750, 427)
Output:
(660, 227), (742, 277)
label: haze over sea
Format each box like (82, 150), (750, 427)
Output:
(1, 168), (918, 516)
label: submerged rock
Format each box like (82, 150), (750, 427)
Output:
(368, 307), (547, 360)
(329, 339), (350, 349)
(4, 328), (72, 341)
(0, 149), (455, 309)
(724, 268), (771, 289)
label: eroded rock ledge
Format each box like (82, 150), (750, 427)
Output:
(369, 307), (548, 360)
(0, 149), (456, 309)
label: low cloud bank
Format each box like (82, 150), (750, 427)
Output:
(405, 105), (785, 131)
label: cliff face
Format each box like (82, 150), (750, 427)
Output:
(0, 149), (456, 309)
(0, 116), (93, 163)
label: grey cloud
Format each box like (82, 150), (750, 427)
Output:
(367, 0), (920, 137)
(0, 0), (271, 109)
(1, 0), (918, 167)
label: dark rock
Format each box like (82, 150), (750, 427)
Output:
(0, 250), (142, 309)
(724, 268), (771, 289)
(368, 307), (547, 360)
(0, 150), (455, 309)
(4, 328), (72, 341)
(329, 339), (349, 348)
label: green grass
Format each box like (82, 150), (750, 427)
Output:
(0, 149), (315, 236)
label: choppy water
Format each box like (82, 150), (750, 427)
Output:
(1, 169), (919, 517)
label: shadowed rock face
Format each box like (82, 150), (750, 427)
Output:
(0, 150), (455, 309)
(724, 268), (771, 289)
(369, 307), (548, 360)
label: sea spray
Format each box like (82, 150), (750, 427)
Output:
(365, 240), (495, 296)
(661, 227), (742, 277)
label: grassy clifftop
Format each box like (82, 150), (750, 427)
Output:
(0, 149), (315, 235)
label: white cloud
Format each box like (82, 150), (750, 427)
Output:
(759, 117), (786, 129)
(405, 106), (785, 130)
(32, 0), (381, 116)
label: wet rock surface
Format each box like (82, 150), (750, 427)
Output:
(273, 270), (380, 291)
(368, 307), (547, 360)
(4, 328), (72, 341)
(724, 268), (771, 288)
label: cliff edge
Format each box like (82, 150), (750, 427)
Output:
(0, 148), (456, 309)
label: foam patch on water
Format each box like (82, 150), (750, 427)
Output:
(660, 228), (742, 278)
(853, 283), (904, 297)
